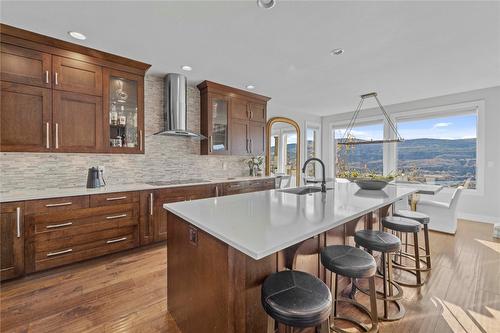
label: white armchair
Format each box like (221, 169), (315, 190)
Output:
(416, 187), (463, 234)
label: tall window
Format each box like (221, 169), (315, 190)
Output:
(334, 123), (384, 176)
(397, 113), (477, 188)
(305, 126), (320, 177)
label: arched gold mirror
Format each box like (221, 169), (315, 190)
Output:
(265, 117), (301, 187)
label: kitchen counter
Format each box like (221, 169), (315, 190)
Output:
(164, 182), (417, 260)
(0, 176), (275, 203)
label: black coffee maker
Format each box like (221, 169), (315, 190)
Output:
(86, 166), (106, 188)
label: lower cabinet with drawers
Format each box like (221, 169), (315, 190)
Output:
(0, 178), (275, 280)
(24, 194), (140, 273)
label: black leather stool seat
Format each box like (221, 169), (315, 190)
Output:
(321, 245), (376, 278)
(261, 270), (332, 328)
(394, 210), (430, 224)
(382, 216), (421, 233)
(355, 230), (401, 253)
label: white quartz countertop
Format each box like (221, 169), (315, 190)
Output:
(164, 183), (417, 260)
(0, 176), (275, 203)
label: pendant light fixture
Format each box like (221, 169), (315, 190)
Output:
(338, 92), (404, 145)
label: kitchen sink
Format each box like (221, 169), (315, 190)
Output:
(279, 186), (333, 195)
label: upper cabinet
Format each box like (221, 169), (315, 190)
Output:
(198, 81), (270, 156)
(103, 69), (144, 153)
(0, 24), (150, 154)
(52, 56), (102, 96)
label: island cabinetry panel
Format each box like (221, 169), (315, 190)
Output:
(167, 212), (276, 333)
(0, 23), (150, 154)
(0, 202), (25, 281)
(198, 80), (270, 156)
(25, 195), (139, 273)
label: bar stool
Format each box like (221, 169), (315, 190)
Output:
(261, 270), (332, 333)
(353, 229), (405, 321)
(321, 245), (379, 332)
(382, 216), (423, 287)
(394, 210), (431, 270)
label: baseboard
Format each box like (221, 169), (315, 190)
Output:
(457, 213), (499, 224)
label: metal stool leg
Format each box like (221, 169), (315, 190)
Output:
(368, 276), (379, 333)
(424, 224), (431, 269)
(414, 232), (422, 285)
(381, 253), (388, 319)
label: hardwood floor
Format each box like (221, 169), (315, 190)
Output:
(1, 220), (499, 333)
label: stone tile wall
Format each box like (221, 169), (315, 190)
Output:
(0, 75), (249, 192)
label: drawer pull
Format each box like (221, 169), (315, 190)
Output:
(106, 196), (127, 201)
(45, 202), (72, 207)
(47, 248), (72, 257)
(106, 214), (127, 220)
(46, 222), (73, 229)
(16, 207), (21, 238)
(106, 237), (127, 244)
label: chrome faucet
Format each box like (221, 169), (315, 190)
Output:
(302, 158), (326, 192)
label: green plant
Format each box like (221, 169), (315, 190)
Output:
(246, 156), (264, 171)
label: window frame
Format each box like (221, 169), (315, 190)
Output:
(330, 117), (385, 178)
(392, 100), (485, 195)
(305, 121), (322, 177)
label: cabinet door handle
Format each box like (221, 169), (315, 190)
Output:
(250, 110), (253, 119)
(149, 193), (154, 215)
(139, 130), (143, 151)
(16, 207), (21, 238)
(209, 136), (213, 153)
(55, 72), (59, 85)
(45, 201), (72, 207)
(249, 139), (253, 154)
(46, 222), (73, 229)
(106, 196), (127, 201)
(246, 138), (249, 153)
(45, 70), (49, 84)
(106, 237), (127, 244)
(55, 123), (59, 149)
(215, 186), (219, 197)
(46, 122), (50, 149)
(47, 248), (72, 257)
(106, 214), (127, 220)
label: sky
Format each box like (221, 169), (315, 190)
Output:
(334, 113), (477, 141)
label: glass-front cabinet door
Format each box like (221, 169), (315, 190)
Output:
(208, 93), (229, 154)
(103, 68), (144, 153)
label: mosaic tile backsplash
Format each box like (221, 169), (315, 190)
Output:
(0, 75), (248, 192)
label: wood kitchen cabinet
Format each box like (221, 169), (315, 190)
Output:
(198, 81), (270, 156)
(52, 56), (102, 96)
(0, 23), (150, 154)
(52, 91), (103, 152)
(0, 43), (51, 88)
(0, 82), (52, 152)
(0, 202), (24, 281)
(103, 68), (144, 153)
(143, 185), (219, 243)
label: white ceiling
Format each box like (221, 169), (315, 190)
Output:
(1, 1), (499, 116)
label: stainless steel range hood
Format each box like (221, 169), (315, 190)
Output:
(155, 73), (205, 139)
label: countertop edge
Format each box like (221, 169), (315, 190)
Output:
(0, 176), (276, 203)
(164, 187), (418, 260)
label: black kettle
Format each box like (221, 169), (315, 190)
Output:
(86, 166), (106, 188)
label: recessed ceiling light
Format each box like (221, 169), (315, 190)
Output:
(257, 0), (276, 9)
(181, 65), (192, 71)
(330, 48), (344, 56)
(68, 31), (86, 40)
(246, 84), (256, 90)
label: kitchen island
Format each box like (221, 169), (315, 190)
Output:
(164, 183), (416, 333)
